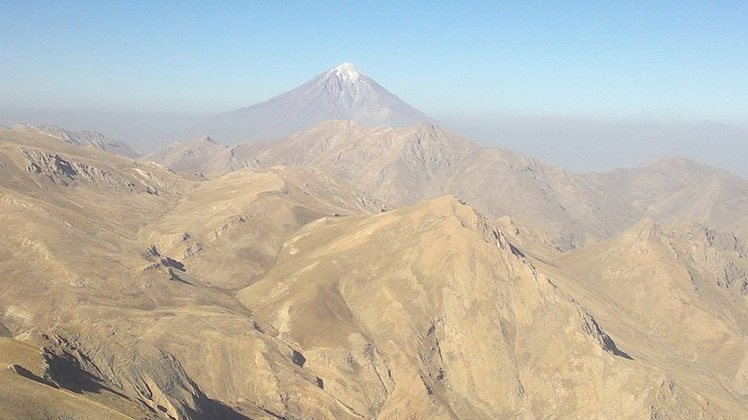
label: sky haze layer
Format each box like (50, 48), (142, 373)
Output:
(1, 1), (746, 176)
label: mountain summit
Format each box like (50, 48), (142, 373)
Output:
(328, 62), (363, 83)
(195, 63), (433, 143)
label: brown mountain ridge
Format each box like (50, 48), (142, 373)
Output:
(2, 127), (748, 418)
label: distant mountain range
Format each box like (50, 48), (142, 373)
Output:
(146, 119), (748, 250)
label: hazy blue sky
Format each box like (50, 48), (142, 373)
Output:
(2, 1), (747, 120)
(2, 1), (747, 178)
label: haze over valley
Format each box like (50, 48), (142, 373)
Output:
(2, 2), (748, 419)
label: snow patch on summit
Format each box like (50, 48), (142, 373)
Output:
(331, 62), (361, 82)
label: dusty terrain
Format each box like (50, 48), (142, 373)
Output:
(2, 126), (748, 418)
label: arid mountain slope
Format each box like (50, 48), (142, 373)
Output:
(0, 129), (226, 418)
(3, 127), (748, 418)
(244, 121), (634, 245)
(148, 120), (748, 250)
(0, 337), (143, 419)
(544, 219), (748, 415)
(149, 121), (636, 249)
(248, 121), (475, 204)
(141, 136), (257, 178)
(0, 128), (385, 418)
(585, 157), (748, 238)
(141, 165), (385, 290)
(12, 122), (139, 158)
(237, 196), (741, 418)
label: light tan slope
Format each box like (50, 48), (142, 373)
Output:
(0, 128), (400, 419)
(494, 215), (562, 262)
(237, 195), (735, 418)
(0, 127), (188, 326)
(0, 127), (190, 326)
(3, 126), (745, 418)
(253, 121), (647, 248)
(0, 129), (254, 418)
(1, 126), (177, 194)
(549, 219), (748, 414)
(243, 121), (475, 205)
(585, 157), (748, 238)
(452, 147), (636, 248)
(141, 165), (385, 289)
(140, 136), (257, 177)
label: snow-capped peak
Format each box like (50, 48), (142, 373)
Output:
(331, 62), (362, 82)
(203, 62), (433, 142)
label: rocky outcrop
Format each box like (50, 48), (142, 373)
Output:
(661, 223), (748, 298)
(0, 322), (11, 338)
(578, 310), (633, 359)
(21, 147), (160, 194)
(39, 331), (243, 420)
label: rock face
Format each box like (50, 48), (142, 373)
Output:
(0, 336), (143, 419)
(21, 147), (143, 191)
(194, 63), (433, 143)
(12, 123), (139, 158)
(2, 127), (748, 418)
